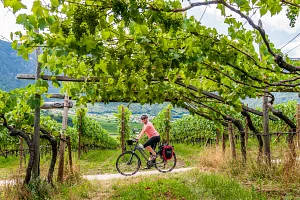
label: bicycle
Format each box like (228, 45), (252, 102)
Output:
(116, 139), (177, 176)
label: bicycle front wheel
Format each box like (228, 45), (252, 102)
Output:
(155, 152), (176, 173)
(116, 151), (141, 176)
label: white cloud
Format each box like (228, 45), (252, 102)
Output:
(256, 9), (300, 34)
(0, 0), (34, 41)
(289, 49), (300, 58)
(283, 37), (300, 57)
(0, 4), (20, 41)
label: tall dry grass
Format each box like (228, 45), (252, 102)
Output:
(0, 161), (88, 200)
(196, 144), (300, 198)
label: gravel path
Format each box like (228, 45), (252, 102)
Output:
(83, 167), (195, 181)
(0, 180), (15, 186)
(0, 167), (195, 186)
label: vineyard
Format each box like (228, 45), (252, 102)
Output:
(1, 88), (300, 198)
(0, 0), (300, 199)
(1, 100), (299, 162)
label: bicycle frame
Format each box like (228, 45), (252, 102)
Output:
(132, 141), (151, 161)
(128, 141), (159, 165)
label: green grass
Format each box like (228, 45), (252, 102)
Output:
(128, 122), (141, 130)
(0, 143), (204, 179)
(0, 157), (20, 179)
(173, 143), (203, 167)
(195, 173), (265, 200)
(112, 177), (197, 199)
(52, 179), (96, 200)
(76, 143), (202, 175)
(0, 176), (96, 200)
(97, 119), (118, 134)
(97, 119), (141, 135)
(76, 149), (120, 175)
(1, 139), (297, 199)
(110, 169), (266, 200)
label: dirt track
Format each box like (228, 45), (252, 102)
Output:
(0, 167), (195, 186)
(83, 167), (195, 181)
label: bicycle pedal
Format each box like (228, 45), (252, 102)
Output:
(147, 161), (153, 168)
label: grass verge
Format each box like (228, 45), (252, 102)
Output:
(93, 169), (265, 200)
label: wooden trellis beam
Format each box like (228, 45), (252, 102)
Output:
(19, 74), (277, 120)
(41, 102), (73, 109)
(17, 74), (100, 82)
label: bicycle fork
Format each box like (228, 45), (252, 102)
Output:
(127, 153), (135, 165)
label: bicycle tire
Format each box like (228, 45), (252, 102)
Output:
(155, 152), (176, 173)
(116, 151), (141, 176)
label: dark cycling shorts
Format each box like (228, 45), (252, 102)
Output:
(143, 136), (160, 151)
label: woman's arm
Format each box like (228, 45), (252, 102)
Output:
(137, 125), (147, 140)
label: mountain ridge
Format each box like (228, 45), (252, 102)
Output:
(0, 40), (35, 91)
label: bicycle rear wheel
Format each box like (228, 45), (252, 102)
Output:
(116, 151), (141, 176)
(154, 152), (176, 173)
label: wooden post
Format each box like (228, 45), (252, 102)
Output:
(19, 137), (23, 169)
(262, 88), (271, 165)
(259, 20), (271, 165)
(235, 128), (238, 145)
(78, 110), (82, 159)
(245, 105), (249, 147)
(297, 104), (300, 148)
(228, 121), (236, 159)
(222, 132), (226, 154)
(32, 34), (41, 179)
(57, 94), (69, 182)
(216, 128), (220, 147)
(121, 106), (125, 153)
(67, 136), (73, 174)
(165, 107), (170, 144)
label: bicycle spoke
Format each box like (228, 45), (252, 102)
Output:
(116, 152), (141, 176)
(155, 153), (176, 173)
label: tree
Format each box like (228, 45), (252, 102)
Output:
(0, 85), (58, 184)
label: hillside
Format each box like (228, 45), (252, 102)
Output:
(243, 93), (299, 108)
(86, 102), (189, 119)
(0, 40), (35, 90)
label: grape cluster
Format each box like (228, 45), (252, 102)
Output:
(81, 56), (94, 66)
(112, 0), (130, 24)
(85, 7), (99, 35)
(73, 5), (87, 39)
(163, 16), (182, 31)
(286, 6), (299, 27)
(60, 22), (70, 37)
(148, 12), (183, 32)
(72, 5), (99, 40)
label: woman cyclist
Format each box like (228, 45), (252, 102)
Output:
(136, 114), (160, 161)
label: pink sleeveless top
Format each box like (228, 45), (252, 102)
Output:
(144, 122), (159, 138)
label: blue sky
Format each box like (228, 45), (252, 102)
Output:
(1, 0), (299, 57)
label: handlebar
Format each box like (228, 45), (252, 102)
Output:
(126, 138), (139, 146)
(132, 138), (138, 142)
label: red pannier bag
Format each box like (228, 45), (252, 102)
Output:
(162, 145), (173, 160)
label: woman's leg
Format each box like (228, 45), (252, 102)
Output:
(144, 136), (160, 160)
(145, 146), (156, 156)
